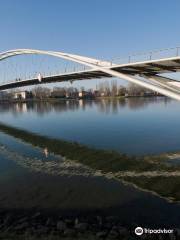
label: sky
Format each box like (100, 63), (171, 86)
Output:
(0, 0), (180, 89)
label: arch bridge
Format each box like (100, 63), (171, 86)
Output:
(1, 47), (180, 101)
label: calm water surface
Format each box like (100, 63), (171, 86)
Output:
(0, 97), (180, 155)
(0, 97), (180, 227)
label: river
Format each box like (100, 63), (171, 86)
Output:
(0, 97), (180, 230)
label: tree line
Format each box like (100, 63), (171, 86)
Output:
(29, 80), (158, 98)
(1, 80), (161, 100)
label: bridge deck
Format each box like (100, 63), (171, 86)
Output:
(1, 56), (180, 91)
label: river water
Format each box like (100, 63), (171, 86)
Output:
(0, 97), (180, 155)
(0, 97), (180, 227)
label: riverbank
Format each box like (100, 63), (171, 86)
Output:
(0, 210), (133, 240)
(0, 210), (178, 240)
(0, 94), (166, 103)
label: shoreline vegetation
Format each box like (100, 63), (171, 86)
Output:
(0, 94), (165, 104)
(0, 122), (180, 203)
(0, 81), (164, 102)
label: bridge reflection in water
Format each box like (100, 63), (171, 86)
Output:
(0, 120), (180, 227)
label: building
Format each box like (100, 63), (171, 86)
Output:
(51, 90), (66, 98)
(78, 90), (94, 99)
(13, 91), (33, 100)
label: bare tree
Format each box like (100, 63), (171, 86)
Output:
(118, 86), (127, 96)
(127, 83), (148, 96)
(32, 87), (51, 99)
(111, 80), (118, 96)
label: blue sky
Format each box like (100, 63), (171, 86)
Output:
(0, 0), (180, 89)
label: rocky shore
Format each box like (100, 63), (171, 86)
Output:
(0, 210), (179, 240)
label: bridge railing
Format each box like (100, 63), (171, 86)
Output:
(1, 46), (180, 85)
(109, 46), (180, 65)
(0, 63), (91, 85)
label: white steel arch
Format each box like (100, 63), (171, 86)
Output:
(0, 48), (180, 101)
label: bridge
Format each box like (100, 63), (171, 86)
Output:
(1, 47), (180, 100)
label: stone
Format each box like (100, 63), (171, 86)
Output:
(46, 218), (53, 226)
(111, 226), (118, 231)
(14, 222), (29, 231)
(96, 231), (107, 238)
(57, 220), (66, 231)
(175, 228), (180, 236)
(108, 229), (119, 239)
(106, 216), (118, 223)
(65, 218), (73, 226)
(35, 226), (49, 235)
(64, 228), (76, 237)
(31, 212), (41, 219)
(158, 235), (164, 240)
(118, 226), (128, 236)
(75, 217), (79, 225)
(169, 233), (176, 240)
(75, 222), (88, 232)
(104, 222), (113, 230)
(89, 223), (99, 232)
(17, 217), (28, 223)
(96, 216), (103, 226)
(3, 226), (12, 233)
(3, 214), (13, 226)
